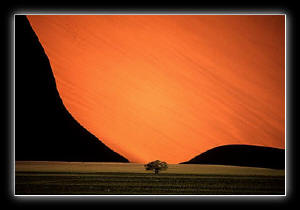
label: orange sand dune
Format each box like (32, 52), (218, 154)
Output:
(27, 15), (285, 163)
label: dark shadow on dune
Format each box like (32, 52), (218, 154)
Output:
(181, 144), (285, 169)
(15, 15), (128, 162)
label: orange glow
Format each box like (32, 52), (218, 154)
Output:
(27, 15), (285, 163)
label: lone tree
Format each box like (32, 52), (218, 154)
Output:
(144, 160), (168, 174)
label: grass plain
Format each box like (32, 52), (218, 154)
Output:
(15, 161), (285, 195)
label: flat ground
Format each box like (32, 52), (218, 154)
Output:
(15, 161), (285, 195)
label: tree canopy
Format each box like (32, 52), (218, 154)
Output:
(144, 160), (168, 174)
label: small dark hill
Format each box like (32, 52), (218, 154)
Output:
(15, 15), (128, 162)
(181, 144), (285, 169)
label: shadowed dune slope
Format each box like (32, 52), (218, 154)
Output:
(181, 144), (285, 169)
(26, 15), (285, 164)
(15, 15), (128, 162)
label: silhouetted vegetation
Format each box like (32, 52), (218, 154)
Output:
(144, 160), (168, 174)
(15, 162), (285, 195)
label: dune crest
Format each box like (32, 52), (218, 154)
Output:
(26, 15), (285, 163)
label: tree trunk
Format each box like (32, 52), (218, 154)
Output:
(154, 169), (159, 175)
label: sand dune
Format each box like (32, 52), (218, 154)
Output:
(27, 15), (285, 163)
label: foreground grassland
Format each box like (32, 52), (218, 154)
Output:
(15, 161), (285, 195)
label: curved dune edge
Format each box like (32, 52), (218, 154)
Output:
(16, 15), (128, 163)
(181, 144), (285, 169)
(27, 15), (285, 164)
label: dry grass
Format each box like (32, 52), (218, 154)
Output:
(15, 161), (284, 176)
(15, 161), (285, 195)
